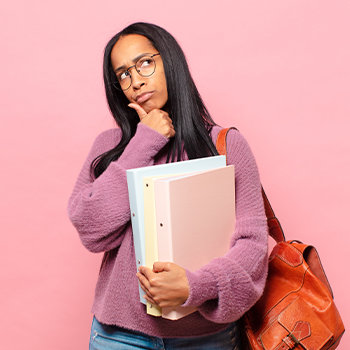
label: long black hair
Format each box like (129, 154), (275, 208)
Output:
(92, 22), (219, 178)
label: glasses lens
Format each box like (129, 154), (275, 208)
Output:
(136, 56), (156, 77)
(115, 71), (131, 91)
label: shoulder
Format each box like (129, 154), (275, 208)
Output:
(90, 127), (123, 152)
(210, 125), (258, 170)
(84, 127), (123, 163)
(93, 127), (122, 146)
(210, 126), (251, 153)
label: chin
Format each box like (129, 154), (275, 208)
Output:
(141, 101), (160, 113)
(141, 105), (153, 114)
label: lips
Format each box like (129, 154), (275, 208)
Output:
(135, 91), (154, 104)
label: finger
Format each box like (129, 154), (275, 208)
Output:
(144, 295), (158, 305)
(158, 113), (173, 126)
(128, 103), (147, 120)
(137, 274), (158, 303)
(136, 271), (152, 288)
(136, 273), (148, 289)
(163, 114), (172, 123)
(136, 273), (154, 299)
(168, 126), (176, 138)
(153, 261), (170, 273)
(138, 266), (154, 279)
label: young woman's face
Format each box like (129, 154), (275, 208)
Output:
(111, 34), (168, 113)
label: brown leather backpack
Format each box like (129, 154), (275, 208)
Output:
(216, 128), (345, 350)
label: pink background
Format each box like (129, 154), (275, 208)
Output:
(1, 1), (349, 348)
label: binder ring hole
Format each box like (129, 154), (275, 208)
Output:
(160, 223), (163, 227)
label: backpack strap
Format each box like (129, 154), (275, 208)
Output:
(216, 127), (285, 243)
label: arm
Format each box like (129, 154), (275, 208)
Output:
(67, 123), (169, 253)
(137, 130), (268, 322)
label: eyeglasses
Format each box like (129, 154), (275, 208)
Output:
(113, 53), (161, 91)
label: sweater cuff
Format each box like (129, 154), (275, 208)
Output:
(118, 123), (169, 170)
(182, 269), (218, 307)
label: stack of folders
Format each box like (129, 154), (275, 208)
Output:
(126, 155), (236, 320)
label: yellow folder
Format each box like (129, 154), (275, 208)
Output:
(144, 174), (182, 316)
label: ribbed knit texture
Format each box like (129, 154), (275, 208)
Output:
(67, 123), (268, 337)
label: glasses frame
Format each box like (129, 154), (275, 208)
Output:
(113, 53), (161, 91)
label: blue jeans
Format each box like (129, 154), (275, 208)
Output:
(89, 316), (241, 350)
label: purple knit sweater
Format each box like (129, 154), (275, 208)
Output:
(68, 123), (268, 337)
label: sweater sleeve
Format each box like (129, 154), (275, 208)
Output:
(67, 123), (169, 253)
(182, 129), (268, 323)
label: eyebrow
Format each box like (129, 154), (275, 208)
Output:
(114, 52), (154, 73)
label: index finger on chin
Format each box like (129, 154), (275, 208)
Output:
(128, 103), (147, 120)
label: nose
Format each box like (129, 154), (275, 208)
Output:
(129, 68), (146, 90)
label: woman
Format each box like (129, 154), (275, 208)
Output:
(68, 22), (268, 349)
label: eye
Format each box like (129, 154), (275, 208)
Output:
(118, 71), (130, 81)
(139, 58), (153, 68)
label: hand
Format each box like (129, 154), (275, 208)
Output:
(128, 103), (175, 139)
(136, 262), (189, 308)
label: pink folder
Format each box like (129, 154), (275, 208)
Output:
(154, 165), (236, 320)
